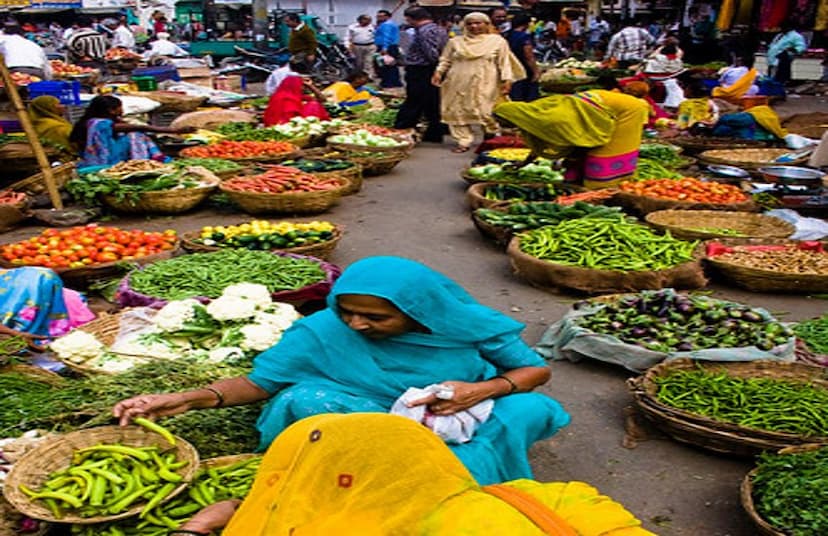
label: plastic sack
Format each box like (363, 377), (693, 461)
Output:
(534, 296), (795, 373)
(765, 209), (828, 240)
(116, 253), (341, 309)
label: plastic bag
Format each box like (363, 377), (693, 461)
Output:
(534, 296), (795, 373)
(765, 208), (828, 240)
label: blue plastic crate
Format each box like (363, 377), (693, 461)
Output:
(27, 80), (81, 105)
(131, 65), (181, 83)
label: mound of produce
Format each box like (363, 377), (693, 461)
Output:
(476, 201), (625, 232)
(196, 220), (336, 250)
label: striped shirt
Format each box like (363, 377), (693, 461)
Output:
(66, 29), (108, 62)
(404, 22), (447, 67)
(607, 26), (654, 62)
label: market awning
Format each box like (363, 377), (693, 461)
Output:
(79, 6), (125, 13)
(15, 7), (74, 13)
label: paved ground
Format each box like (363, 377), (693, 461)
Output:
(5, 95), (828, 534)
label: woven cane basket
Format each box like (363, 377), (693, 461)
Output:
(3, 426), (199, 524)
(671, 136), (775, 154)
(102, 180), (219, 214)
(645, 210), (795, 240)
(180, 225), (343, 260)
(628, 359), (828, 457)
(698, 149), (810, 170)
(9, 161), (78, 195)
(220, 177), (349, 214)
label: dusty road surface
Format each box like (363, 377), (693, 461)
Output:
(6, 95), (828, 535)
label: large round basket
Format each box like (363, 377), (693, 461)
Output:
(327, 140), (413, 154)
(8, 161), (78, 195)
(101, 181), (219, 214)
(3, 426), (199, 524)
(615, 190), (757, 216)
(506, 237), (707, 294)
(306, 163), (363, 195)
(180, 225), (343, 261)
(344, 151), (408, 177)
(223, 149), (302, 163)
(740, 444), (825, 536)
(627, 359), (828, 457)
(704, 237), (828, 293)
(645, 210), (795, 240)
(698, 149), (810, 170)
(670, 136), (776, 154)
(219, 177), (349, 215)
(1, 495), (49, 536)
(466, 182), (513, 210)
(0, 244), (179, 288)
(471, 207), (513, 248)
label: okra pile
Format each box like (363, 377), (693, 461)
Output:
(71, 456), (262, 536)
(574, 290), (793, 353)
(518, 218), (698, 271)
(21, 443), (188, 519)
(654, 368), (828, 436)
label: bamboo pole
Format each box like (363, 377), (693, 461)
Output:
(0, 54), (63, 209)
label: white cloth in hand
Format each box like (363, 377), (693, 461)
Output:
(390, 384), (494, 444)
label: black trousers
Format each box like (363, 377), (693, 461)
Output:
(394, 64), (444, 142)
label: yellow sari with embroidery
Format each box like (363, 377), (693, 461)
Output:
(222, 413), (654, 536)
(322, 81), (371, 105)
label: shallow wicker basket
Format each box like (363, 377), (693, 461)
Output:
(740, 444), (825, 536)
(1, 495), (49, 536)
(670, 136), (776, 154)
(8, 161), (78, 195)
(471, 207), (513, 248)
(0, 243), (179, 288)
(306, 163), (363, 195)
(698, 149), (810, 170)
(704, 237), (828, 293)
(506, 237), (707, 294)
(102, 180), (219, 214)
(222, 149), (302, 163)
(220, 177), (349, 215)
(327, 139), (413, 154)
(645, 210), (795, 240)
(3, 426), (199, 524)
(180, 225), (343, 261)
(60, 309), (151, 376)
(616, 190), (757, 215)
(628, 359), (828, 457)
(345, 151), (408, 177)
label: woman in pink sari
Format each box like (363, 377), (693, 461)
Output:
(263, 76), (330, 126)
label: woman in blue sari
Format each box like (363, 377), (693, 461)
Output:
(70, 95), (192, 167)
(114, 256), (570, 485)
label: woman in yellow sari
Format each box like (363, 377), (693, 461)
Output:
(494, 89), (648, 189)
(322, 70), (373, 106)
(174, 413), (655, 536)
(432, 12), (525, 153)
(27, 95), (73, 151)
(712, 55), (759, 102)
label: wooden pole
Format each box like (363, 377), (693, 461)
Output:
(0, 54), (63, 209)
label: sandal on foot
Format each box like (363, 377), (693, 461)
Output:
(452, 145), (470, 153)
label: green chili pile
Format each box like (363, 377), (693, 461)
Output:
(71, 456), (262, 535)
(129, 250), (326, 300)
(654, 368), (828, 436)
(476, 201), (625, 232)
(632, 158), (684, 180)
(751, 447), (828, 536)
(794, 314), (828, 355)
(518, 218), (698, 271)
(482, 184), (559, 202)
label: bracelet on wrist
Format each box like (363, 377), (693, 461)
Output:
(204, 386), (224, 408)
(494, 374), (518, 394)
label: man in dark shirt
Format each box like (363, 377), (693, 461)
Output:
(285, 13), (317, 65)
(393, 6), (448, 143)
(507, 13), (540, 101)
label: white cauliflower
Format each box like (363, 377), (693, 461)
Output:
(50, 331), (104, 364)
(206, 295), (259, 321)
(239, 324), (282, 351)
(254, 303), (300, 332)
(220, 283), (273, 309)
(90, 354), (137, 373)
(207, 346), (246, 363)
(153, 299), (201, 332)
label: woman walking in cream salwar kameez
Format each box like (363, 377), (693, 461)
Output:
(432, 12), (525, 153)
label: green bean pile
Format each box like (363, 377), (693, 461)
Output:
(173, 158), (244, 174)
(632, 158), (683, 180)
(71, 457), (262, 536)
(752, 447), (828, 536)
(794, 314), (828, 355)
(518, 218), (698, 271)
(654, 369), (828, 436)
(129, 250), (326, 300)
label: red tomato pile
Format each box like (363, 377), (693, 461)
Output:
(0, 225), (177, 269)
(180, 141), (297, 159)
(222, 166), (343, 194)
(620, 178), (749, 204)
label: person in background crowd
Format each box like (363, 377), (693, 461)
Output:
(449, 14), (463, 37)
(285, 12), (317, 65)
(0, 23), (51, 80)
(432, 12), (524, 153)
(607, 19), (654, 68)
(263, 72), (329, 126)
(151, 11), (168, 36)
(70, 95), (189, 167)
(345, 15), (376, 79)
(489, 6), (510, 35)
(394, 6), (449, 144)
(675, 79), (720, 132)
(62, 22), (79, 43)
(642, 42), (684, 74)
(144, 32), (188, 59)
(713, 54), (760, 100)
(587, 15), (610, 54)
(711, 104), (788, 141)
(507, 13), (540, 102)
(66, 17), (107, 67)
(375, 9), (402, 89)
(647, 18), (663, 40)
(323, 70), (373, 106)
(106, 18), (135, 50)
(556, 12), (571, 48)
(767, 20), (807, 85)
(28, 96), (73, 150)
(684, 5), (718, 64)
(570, 14), (584, 52)
(264, 57), (299, 95)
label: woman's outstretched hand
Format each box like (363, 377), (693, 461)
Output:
(407, 380), (498, 416)
(113, 393), (193, 426)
